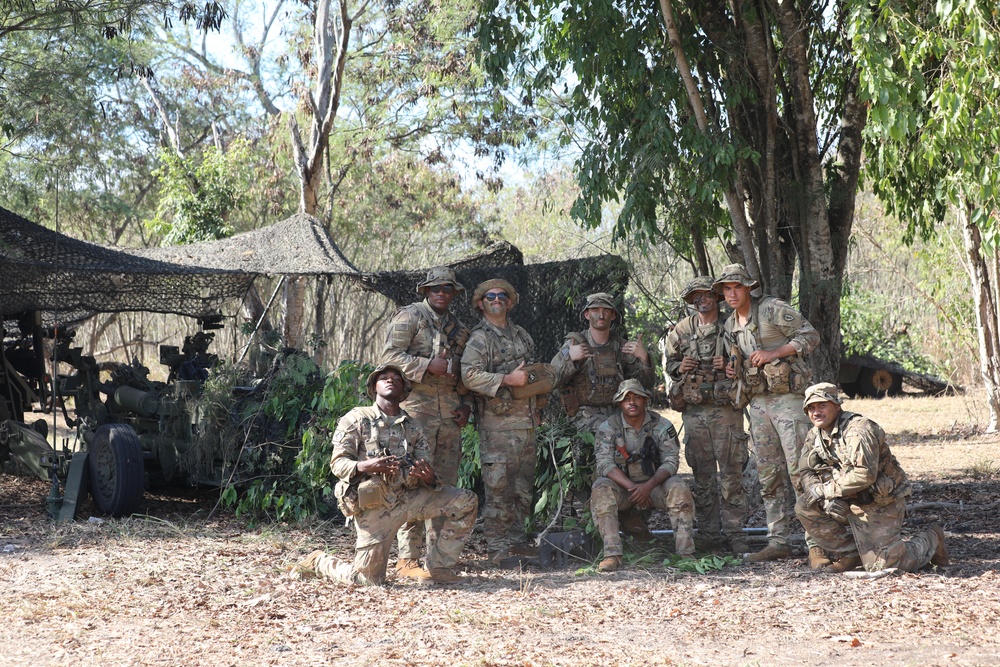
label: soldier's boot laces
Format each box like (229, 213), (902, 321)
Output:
(598, 556), (622, 572)
(808, 546), (832, 570)
(395, 558), (430, 580)
(829, 553), (863, 573)
(289, 550), (325, 579)
(929, 523), (951, 566)
(747, 542), (793, 563)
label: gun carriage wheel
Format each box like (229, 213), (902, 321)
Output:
(87, 424), (145, 517)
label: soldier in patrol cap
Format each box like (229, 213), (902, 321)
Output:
(461, 278), (541, 566)
(590, 378), (695, 572)
(380, 266), (472, 580)
(292, 364), (477, 585)
(795, 383), (949, 573)
(663, 276), (749, 554)
(716, 263), (821, 563)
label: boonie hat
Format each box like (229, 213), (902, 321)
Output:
(366, 363), (412, 400)
(612, 378), (652, 403)
(802, 382), (843, 412)
(712, 263), (760, 293)
(416, 266), (465, 296)
(472, 279), (519, 308)
(581, 292), (619, 317)
(681, 276), (723, 304)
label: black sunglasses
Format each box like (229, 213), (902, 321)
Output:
(483, 292), (509, 301)
(428, 285), (455, 294)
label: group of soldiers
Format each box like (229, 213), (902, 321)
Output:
(293, 264), (950, 585)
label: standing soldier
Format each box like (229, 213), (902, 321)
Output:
(551, 292), (655, 536)
(663, 276), (749, 555)
(292, 364), (477, 585)
(381, 266), (472, 580)
(591, 379), (695, 572)
(795, 383), (949, 573)
(715, 264), (821, 563)
(461, 279), (541, 566)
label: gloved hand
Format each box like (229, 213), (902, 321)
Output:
(799, 472), (825, 506)
(823, 498), (851, 525)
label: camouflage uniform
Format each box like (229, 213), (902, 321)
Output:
(551, 296), (655, 436)
(381, 272), (471, 562)
(591, 402), (695, 558)
(664, 307), (748, 547)
(320, 404), (477, 585)
(461, 313), (538, 557)
(718, 271), (820, 549)
(795, 402), (943, 572)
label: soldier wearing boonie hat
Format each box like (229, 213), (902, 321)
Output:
(794, 382), (949, 574)
(663, 275), (749, 555)
(551, 291), (656, 539)
(589, 379), (695, 572)
(716, 262), (822, 564)
(381, 267), (472, 581)
(292, 362), (477, 586)
(461, 278), (540, 566)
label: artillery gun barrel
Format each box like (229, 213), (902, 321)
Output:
(114, 386), (182, 418)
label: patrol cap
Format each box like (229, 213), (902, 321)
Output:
(581, 292), (619, 317)
(366, 363), (412, 400)
(802, 382), (843, 412)
(612, 378), (652, 403)
(681, 276), (723, 304)
(712, 263), (760, 293)
(416, 266), (465, 296)
(472, 278), (518, 309)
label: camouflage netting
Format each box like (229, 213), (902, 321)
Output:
(0, 207), (357, 324)
(348, 249), (631, 363)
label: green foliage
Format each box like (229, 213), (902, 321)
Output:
(147, 138), (253, 246)
(852, 0), (1000, 241)
(662, 553), (740, 574)
(457, 424), (482, 495)
(529, 418), (594, 532)
(840, 282), (940, 375)
(219, 359), (373, 522)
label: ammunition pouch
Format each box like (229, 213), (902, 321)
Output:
(744, 365), (766, 394)
(681, 371), (729, 407)
(667, 381), (687, 412)
(511, 363), (556, 400)
(626, 459), (649, 483)
(681, 373), (706, 405)
(335, 477), (389, 517)
(486, 388), (514, 416)
(762, 360), (792, 394)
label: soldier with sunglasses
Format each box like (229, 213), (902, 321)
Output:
(461, 279), (540, 566)
(381, 266), (472, 580)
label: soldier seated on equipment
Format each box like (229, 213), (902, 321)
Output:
(795, 382), (949, 573)
(591, 379), (696, 572)
(292, 364), (478, 585)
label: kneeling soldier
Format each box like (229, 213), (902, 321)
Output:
(294, 364), (478, 585)
(591, 379), (695, 572)
(795, 382), (949, 573)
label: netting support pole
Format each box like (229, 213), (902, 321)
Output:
(237, 276), (286, 363)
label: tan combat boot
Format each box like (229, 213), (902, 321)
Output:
(747, 542), (793, 563)
(395, 558), (430, 580)
(808, 546), (832, 569)
(829, 553), (862, 573)
(425, 568), (468, 584)
(619, 509), (655, 543)
(289, 550), (325, 579)
(929, 523), (951, 566)
(598, 555), (622, 572)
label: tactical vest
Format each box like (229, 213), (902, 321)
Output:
(409, 303), (470, 390)
(675, 316), (731, 408)
(471, 321), (534, 416)
(563, 332), (625, 411)
(736, 298), (812, 397)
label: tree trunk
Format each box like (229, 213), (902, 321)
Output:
(960, 203), (1000, 432)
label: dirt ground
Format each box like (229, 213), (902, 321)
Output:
(2, 392), (999, 666)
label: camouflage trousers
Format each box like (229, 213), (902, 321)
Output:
(796, 495), (939, 572)
(590, 476), (695, 557)
(314, 484), (477, 585)
(682, 403), (748, 541)
(747, 392), (812, 546)
(480, 427), (536, 554)
(397, 412), (463, 561)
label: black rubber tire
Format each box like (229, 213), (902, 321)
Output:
(87, 424), (145, 517)
(856, 367), (903, 398)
